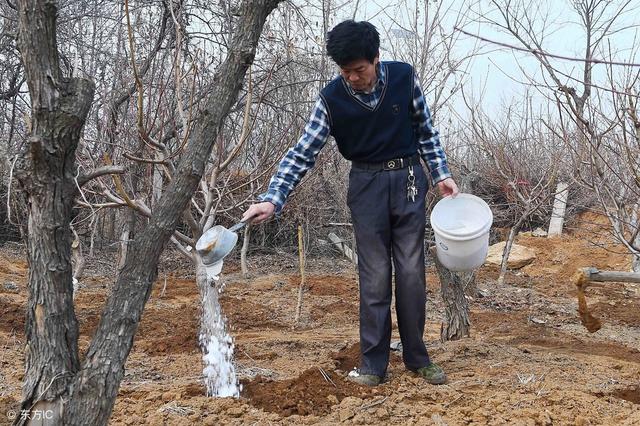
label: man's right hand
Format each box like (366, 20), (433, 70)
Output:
(241, 201), (276, 224)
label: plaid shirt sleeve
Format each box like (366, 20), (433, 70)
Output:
(411, 71), (452, 184)
(258, 97), (330, 213)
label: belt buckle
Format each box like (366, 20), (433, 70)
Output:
(384, 158), (403, 170)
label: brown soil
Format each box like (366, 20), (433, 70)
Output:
(288, 274), (357, 296)
(311, 300), (357, 324)
(0, 299), (24, 334)
(135, 303), (200, 356)
(331, 343), (361, 372)
(242, 367), (373, 416)
(220, 296), (286, 331)
(518, 218), (631, 288)
(592, 299), (640, 326)
(609, 386), (640, 405)
(0, 256), (27, 277)
(1, 220), (639, 425)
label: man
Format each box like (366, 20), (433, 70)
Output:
(242, 20), (459, 386)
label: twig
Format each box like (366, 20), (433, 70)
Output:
(444, 393), (465, 407)
(294, 223), (306, 324)
(160, 273), (167, 298)
(6, 155), (19, 226)
(317, 367), (336, 387)
(454, 27), (640, 67)
(360, 396), (388, 410)
(158, 401), (195, 416)
(240, 348), (256, 363)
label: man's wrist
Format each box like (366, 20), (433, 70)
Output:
(257, 192), (285, 214)
(431, 167), (452, 185)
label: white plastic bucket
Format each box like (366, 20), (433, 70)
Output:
(430, 193), (493, 272)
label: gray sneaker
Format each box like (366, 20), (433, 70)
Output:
(347, 368), (382, 386)
(415, 363), (447, 385)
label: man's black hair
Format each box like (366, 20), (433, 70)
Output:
(326, 20), (380, 66)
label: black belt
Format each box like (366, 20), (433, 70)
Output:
(352, 154), (420, 171)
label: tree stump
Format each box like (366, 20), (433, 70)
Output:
(432, 252), (474, 341)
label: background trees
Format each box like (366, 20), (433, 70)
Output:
(476, 0), (640, 270)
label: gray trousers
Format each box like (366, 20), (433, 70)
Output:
(347, 164), (431, 377)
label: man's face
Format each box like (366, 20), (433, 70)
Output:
(340, 57), (379, 92)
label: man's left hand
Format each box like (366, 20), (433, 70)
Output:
(436, 178), (459, 198)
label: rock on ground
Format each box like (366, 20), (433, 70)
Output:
(485, 241), (536, 269)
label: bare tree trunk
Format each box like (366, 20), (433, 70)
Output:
(431, 249), (472, 341)
(433, 253), (471, 341)
(15, 1), (281, 424)
(15, 0), (95, 422)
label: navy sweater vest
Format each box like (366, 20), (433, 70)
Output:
(320, 61), (417, 163)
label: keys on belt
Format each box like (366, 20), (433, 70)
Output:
(350, 155), (419, 202)
(406, 165), (417, 202)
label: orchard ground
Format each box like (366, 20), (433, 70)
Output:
(1, 213), (639, 425)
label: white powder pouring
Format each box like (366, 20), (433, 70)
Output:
(198, 260), (241, 397)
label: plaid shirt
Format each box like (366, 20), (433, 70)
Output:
(259, 61), (452, 213)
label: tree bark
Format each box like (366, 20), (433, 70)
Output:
(15, 0), (281, 425)
(433, 253), (472, 341)
(15, 0), (95, 422)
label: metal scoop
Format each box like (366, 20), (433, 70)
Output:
(195, 221), (248, 266)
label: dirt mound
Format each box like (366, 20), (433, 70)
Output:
(242, 367), (372, 417)
(496, 211), (632, 290)
(519, 234), (630, 284)
(331, 343), (360, 372)
(569, 210), (618, 238)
